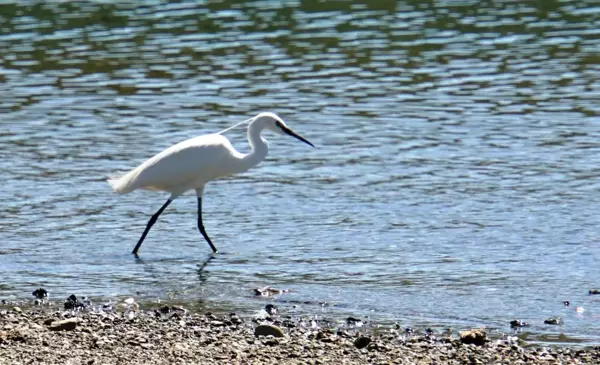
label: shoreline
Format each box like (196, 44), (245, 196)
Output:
(4, 290), (599, 347)
(1, 299), (599, 364)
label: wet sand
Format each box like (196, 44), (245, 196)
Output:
(1, 302), (598, 365)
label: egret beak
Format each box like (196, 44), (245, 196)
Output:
(280, 124), (314, 147)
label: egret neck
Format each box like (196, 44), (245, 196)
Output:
(236, 117), (269, 174)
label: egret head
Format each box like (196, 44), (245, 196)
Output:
(254, 112), (314, 147)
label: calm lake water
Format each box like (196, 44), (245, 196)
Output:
(1, 0), (600, 344)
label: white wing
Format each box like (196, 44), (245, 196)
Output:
(108, 134), (236, 194)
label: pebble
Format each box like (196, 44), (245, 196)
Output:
(64, 295), (87, 310)
(159, 305), (172, 314)
(346, 317), (363, 326)
(265, 304), (277, 315)
(49, 318), (79, 331)
(459, 328), (487, 346)
(254, 324), (285, 338)
(354, 336), (371, 349)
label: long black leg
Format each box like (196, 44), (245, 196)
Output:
(197, 197), (218, 253)
(132, 199), (172, 255)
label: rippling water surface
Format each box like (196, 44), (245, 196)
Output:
(1, 0), (600, 344)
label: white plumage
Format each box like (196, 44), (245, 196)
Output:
(108, 134), (237, 195)
(108, 112), (314, 255)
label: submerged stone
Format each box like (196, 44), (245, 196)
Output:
(253, 286), (290, 297)
(32, 288), (48, 299)
(544, 317), (563, 325)
(510, 320), (530, 328)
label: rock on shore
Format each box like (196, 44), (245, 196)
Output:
(0, 307), (598, 364)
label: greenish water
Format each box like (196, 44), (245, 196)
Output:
(1, 0), (600, 344)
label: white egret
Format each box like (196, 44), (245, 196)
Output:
(108, 112), (314, 255)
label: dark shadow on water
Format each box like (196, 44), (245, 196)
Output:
(132, 251), (217, 264)
(131, 251), (217, 284)
(122, 248), (217, 291)
(196, 254), (216, 285)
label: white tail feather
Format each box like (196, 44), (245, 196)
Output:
(107, 170), (137, 194)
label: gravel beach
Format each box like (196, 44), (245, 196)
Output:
(1, 302), (599, 365)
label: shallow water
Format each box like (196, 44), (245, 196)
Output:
(1, 0), (600, 344)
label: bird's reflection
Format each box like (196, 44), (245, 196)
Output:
(196, 254), (216, 285)
(132, 252), (216, 288)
